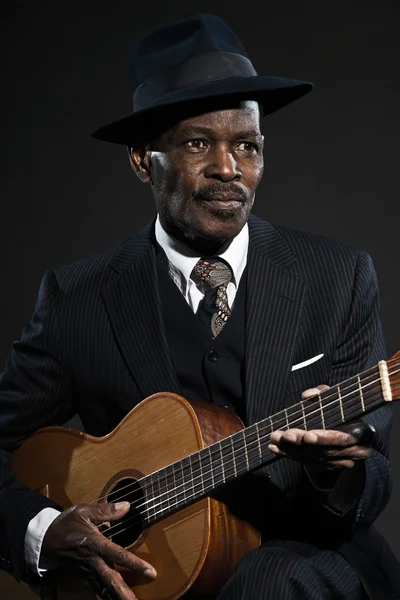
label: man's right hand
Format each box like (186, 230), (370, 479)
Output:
(41, 501), (157, 600)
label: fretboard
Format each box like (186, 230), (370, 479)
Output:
(139, 362), (389, 526)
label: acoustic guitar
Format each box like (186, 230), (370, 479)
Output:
(13, 353), (400, 600)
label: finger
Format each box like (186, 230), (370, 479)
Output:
(270, 428), (306, 445)
(302, 384), (329, 400)
(92, 557), (138, 600)
(92, 536), (156, 579)
(322, 445), (371, 461)
(268, 444), (287, 457)
(301, 429), (360, 447)
(270, 427), (360, 448)
(80, 502), (131, 526)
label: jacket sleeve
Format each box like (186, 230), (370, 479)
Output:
(0, 270), (76, 581)
(307, 251), (393, 529)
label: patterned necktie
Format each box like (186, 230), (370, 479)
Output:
(191, 258), (232, 337)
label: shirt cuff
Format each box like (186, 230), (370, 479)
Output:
(24, 507), (61, 575)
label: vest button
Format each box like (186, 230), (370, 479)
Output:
(208, 350), (219, 362)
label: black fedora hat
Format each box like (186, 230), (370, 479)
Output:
(91, 14), (313, 145)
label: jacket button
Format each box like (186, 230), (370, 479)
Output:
(208, 350), (219, 362)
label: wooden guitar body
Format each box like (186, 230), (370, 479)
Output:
(13, 393), (261, 600)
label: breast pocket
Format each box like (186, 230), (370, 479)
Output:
(285, 353), (331, 400)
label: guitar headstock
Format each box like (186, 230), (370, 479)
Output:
(387, 351), (400, 400)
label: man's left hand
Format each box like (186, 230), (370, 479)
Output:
(268, 385), (375, 472)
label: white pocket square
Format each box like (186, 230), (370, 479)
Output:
(291, 353), (324, 371)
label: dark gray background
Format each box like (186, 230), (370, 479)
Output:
(1, 1), (399, 596)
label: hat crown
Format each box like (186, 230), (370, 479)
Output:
(131, 14), (249, 91)
(92, 14), (313, 145)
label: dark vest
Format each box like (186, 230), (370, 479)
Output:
(156, 256), (247, 422)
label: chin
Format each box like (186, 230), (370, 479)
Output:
(196, 212), (246, 241)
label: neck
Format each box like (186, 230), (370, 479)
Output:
(162, 222), (229, 256)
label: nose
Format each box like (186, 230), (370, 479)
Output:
(204, 144), (241, 182)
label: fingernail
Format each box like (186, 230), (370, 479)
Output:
(144, 567), (157, 579)
(308, 433), (318, 443)
(303, 388), (320, 399)
(115, 501), (130, 510)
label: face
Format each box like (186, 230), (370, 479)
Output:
(132, 100), (264, 251)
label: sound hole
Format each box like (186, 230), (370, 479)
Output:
(105, 478), (144, 548)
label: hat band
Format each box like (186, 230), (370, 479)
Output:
(133, 51), (258, 112)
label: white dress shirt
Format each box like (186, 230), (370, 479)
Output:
(155, 215), (249, 311)
(24, 217), (250, 574)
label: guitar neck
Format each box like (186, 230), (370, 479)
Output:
(140, 360), (393, 527)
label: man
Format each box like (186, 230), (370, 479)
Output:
(0, 13), (399, 600)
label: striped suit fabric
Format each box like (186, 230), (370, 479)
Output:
(0, 214), (399, 598)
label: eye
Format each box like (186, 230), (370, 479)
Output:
(236, 141), (259, 153)
(186, 139), (208, 151)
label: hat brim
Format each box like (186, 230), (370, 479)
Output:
(91, 75), (313, 145)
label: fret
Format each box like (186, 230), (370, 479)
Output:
(148, 475), (155, 521)
(208, 446), (215, 488)
(230, 437), (237, 477)
(243, 425), (261, 472)
(212, 442), (225, 487)
(155, 471), (162, 515)
(158, 463), (175, 518)
(300, 401), (307, 430)
(219, 443), (226, 483)
(188, 455), (195, 497)
(358, 375), (366, 412)
(318, 392), (326, 429)
(189, 453), (203, 499)
(178, 458), (187, 504)
(284, 407), (290, 429)
(338, 384), (345, 422)
(197, 452), (205, 494)
(269, 415), (274, 432)
(242, 429), (249, 471)
(285, 403), (303, 431)
(255, 422), (262, 459)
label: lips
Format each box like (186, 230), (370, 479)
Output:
(198, 191), (244, 203)
(208, 194), (243, 203)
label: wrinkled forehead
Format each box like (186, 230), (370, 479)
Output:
(138, 99), (262, 150)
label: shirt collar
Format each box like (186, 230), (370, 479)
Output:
(155, 215), (249, 288)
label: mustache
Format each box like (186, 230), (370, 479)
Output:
(193, 183), (247, 203)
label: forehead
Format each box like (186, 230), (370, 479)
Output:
(170, 101), (261, 137)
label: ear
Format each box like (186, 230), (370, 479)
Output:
(128, 147), (152, 184)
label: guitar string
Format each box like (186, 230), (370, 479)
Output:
(93, 366), (390, 524)
(91, 366), (380, 510)
(102, 386), (384, 540)
(95, 365), (392, 530)
(96, 361), (400, 537)
(99, 373), (392, 538)
(106, 396), (381, 542)
(104, 375), (381, 517)
(104, 384), (388, 540)
(104, 382), (383, 528)
(90, 364), (383, 509)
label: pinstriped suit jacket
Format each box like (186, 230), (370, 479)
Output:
(0, 214), (397, 596)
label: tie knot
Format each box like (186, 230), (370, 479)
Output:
(191, 257), (232, 290)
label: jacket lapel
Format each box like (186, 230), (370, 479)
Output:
(245, 216), (306, 424)
(101, 223), (181, 400)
